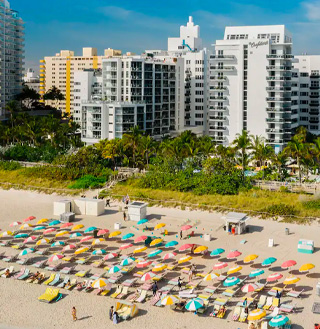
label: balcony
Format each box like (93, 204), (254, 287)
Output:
(209, 126), (226, 131)
(210, 86), (227, 91)
(210, 55), (235, 60)
(266, 76), (290, 81)
(210, 76), (227, 81)
(267, 139), (284, 144)
(266, 128), (285, 133)
(266, 97), (291, 102)
(266, 54), (293, 59)
(266, 65), (292, 71)
(212, 136), (226, 142)
(210, 66), (235, 71)
(210, 96), (227, 101)
(266, 108), (290, 113)
(266, 87), (290, 92)
(210, 116), (227, 121)
(210, 106), (227, 111)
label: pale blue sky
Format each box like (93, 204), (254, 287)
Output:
(11, 0), (320, 70)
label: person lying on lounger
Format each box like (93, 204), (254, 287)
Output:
(36, 273), (45, 283)
(217, 306), (226, 317)
(4, 269), (10, 278)
(30, 271), (40, 281)
(65, 280), (71, 289)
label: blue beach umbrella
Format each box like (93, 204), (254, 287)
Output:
(165, 241), (178, 248)
(85, 226), (97, 233)
(14, 233), (29, 238)
(108, 265), (122, 274)
(185, 298), (204, 311)
(121, 233), (135, 241)
(92, 249), (107, 255)
(223, 276), (240, 287)
(210, 248), (225, 256)
(69, 232), (82, 238)
(120, 257), (135, 266)
(137, 219), (148, 225)
(19, 248), (34, 256)
(147, 249), (163, 258)
(269, 315), (289, 328)
(32, 226), (46, 231)
(48, 220), (61, 226)
(262, 257), (277, 266)
(51, 241), (65, 247)
(249, 269), (265, 278)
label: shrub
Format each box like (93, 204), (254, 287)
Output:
(302, 199), (320, 210)
(0, 161), (22, 171)
(261, 204), (297, 217)
(68, 175), (106, 189)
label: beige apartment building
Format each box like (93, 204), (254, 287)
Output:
(39, 47), (122, 114)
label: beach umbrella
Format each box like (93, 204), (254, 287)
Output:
(269, 315), (289, 328)
(120, 257), (135, 266)
(0, 231), (12, 237)
(20, 223), (33, 230)
(84, 226), (97, 233)
(223, 276), (240, 287)
(51, 241), (65, 247)
(10, 221), (22, 227)
(165, 241), (178, 248)
(69, 232), (82, 238)
(137, 219), (148, 225)
(121, 233), (135, 241)
(227, 265), (242, 275)
(241, 283), (259, 293)
(92, 249), (107, 255)
(104, 252), (118, 260)
(181, 225), (192, 231)
(24, 216), (36, 222)
(283, 276), (300, 285)
(134, 235), (148, 243)
(134, 246), (148, 254)
(14, 233), (29, 239)
(150, 238), (163, 246)
(55, 230), (69, 237)
(210, 248), (225, 256)
(141, 272), (155, 282)
(80, 236), (94, 243)
(244, 254), (258, 264)
(152, 263), (167, 272)
(185, 298), (204, 311)
(227, 250), (242, 259)
(109, 231), (121, 238)
(194, 246), (208, 254)
(43, 228), (56, 235)
(92, 238), (104, 246)
(148, 249), (163, 258)
(137, 260), (152, 268)
(267, 273), (283, 282)
(154, 223), (166, 230)
(299, 263), (315, 273)
(281, 260), (297, 269)
(109, 265), (122, 274)
(92, 278), (108, 289)
(213, 262), (228, 271)
(161, 295), (180, 306)
(203, 273), (220, 281)
(37, 218), (48, 225)
(249, 269), (265, 278)
(163, 252), (177, 260)
(120, 243), (133, 250)
(33, 226), (46, 231)
(71, 224), (84, 231)
(61, 222), (73, 229)
(62, 244), (76, 252)
(262, 257), (277, 266)
(97, 229), (109, 236)
(23, 236), (37, 243)
(36, 238), (50, 246)
(179, 244), (193, 252)
(48, 220), (61, 226)
(19, 248), (35, 256)
(178, 256), (192, 264)
(248, 309), (266, 321)
(48, 254), (64, 262)
(75, 247), (89, 255)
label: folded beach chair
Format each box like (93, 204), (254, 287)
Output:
(279, 303), (295, 313)
(238, 307), (247, 322)
(287, 289), (304, 298)
(111, 286), (123, 299)
(60, 266), (75, 274)
(136, 289), (148, 303)
(65, 279), (77, 290)
(44, 274), (56, 285)
(232, 306), (241, 321)
(75, 269), (90, 277)
(258, 295), (267, 308)
(18, 268), (30, 280)
(49, 273), (61, 286)
(150, 291), (161, 306)
(263, 297), (273, 310)
(13, 267), (26, 279)
(33, 260), (47, 268)
(57, 276), (70, 288)
(117, 286), (130, 299)
(38, 288), (61, 303)
(122, 278), (137, 287)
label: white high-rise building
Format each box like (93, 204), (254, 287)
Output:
(209, 25), (297, 152)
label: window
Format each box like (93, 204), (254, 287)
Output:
(300, 73), (309, 77)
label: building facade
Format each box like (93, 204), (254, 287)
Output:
(0, 0), (24, 118)
(209, 25), (297, 152)
(23, 68), (40, 93)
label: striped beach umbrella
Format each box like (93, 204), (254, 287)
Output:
(0, 231), (12, 237)
(283, 276), (300, 285)
(121, 233), (135, 241)
(262, 257), (277, 266)
(299, 263), (315, 273)
(213, 262), (228, 271)
(109, 265), (122, 274)
(185, 298), (204, 311)
(14, 233), (29, 239)
(163, 252), (177, 260)
(91, 278), (108, 289)
(23, 236), (37, 243)
(92, 238), (104, 246)
(269, 315), (289, 328)
(165, 241), (178, 248)
(80, 236), (93, 243)
(43, 228), (56, 235)
(150, 238), (163, 247)
(49, 220), (61, 226)
(36, 238), (50, 246)
(137, 260), (152, 268)
(62, 244), (76, 252)
(227, 250), (242, 259)
(181, 225), (192, 231)
(194, 246), (208, 254)
(241, 283), (259, 293)
(55, 230), (69, 237)
(97, 229), (109, 236)
(134, 246), (148, 254)
(69, 232), (82, 238)
(203, 272), (220, 281)
(210, 248), (225, 256)
(120, 257), (135, 266)
(267, 273), (283, 282)
(10, 221), (22, 227)
(92, 249), (107, 255)
(227, 265), (242, 275)
(281, 260), (297, 269)
(20, 223), (33, 230)
(48, 254), (64, 262)
(119, 243), (133, 250)
(84, 226), (97, 233)
(33, 226), (46, 231)
(247, 309), (266, 321)
(134, 235), (148, 243)
(152, 263), (167, 272)
(104, 252), (118, 260)
(161, 295), (180, 306)
(71, 224), (84, 231)
(154, 223), (166, 230)
(37, 218), (48, 225)
(249, 269), (265, 278)
(19, 248), (35, 256)
(141, 271), (155, 282)
(24, 216), (36, 222)
(109, 231), (121, 238)
(178, 255), (192, 264)
(179, 244), (193, 252)
(137, 219), (148, 225)
(223, 276), (240, 287)
(75, 247), (89, 255)
(61, 222), (73, 229)
(147, 249), (163, 258)
(244, 254), (258, 264)
(51, 241), (65, 247)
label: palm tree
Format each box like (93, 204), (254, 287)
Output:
(140, 135), (157, 168)
(5, 100), (20, 129)
(233, 130), (251, 179)
(272, 151), (288, 181)
(312, 137), (320, 170)
(122, 126), (142, 167)
(102, 139), (121, 168)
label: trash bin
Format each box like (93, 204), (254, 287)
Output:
(114, 222), (122, 230)
(316, 282), (320, 296)
(285, 228), (289, 235)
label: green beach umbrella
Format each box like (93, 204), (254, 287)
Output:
(137, 219), (148, 225)
(147, 249), (163, 258)
(269, 315), (289, 327)
(165, 241), (178, 248)
(223, 276), (240, 287)
(121, 233), (135, 241)
(48, 220), (61, 226)
(32, 226), (46, 231)
(85, 226), (97, 233)
(210, 248), (225, 256)
(262, 257), (277, 266)
(185, 298), (204, 311)
(249, 269), (265, 278)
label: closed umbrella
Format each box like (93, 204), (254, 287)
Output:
(249, 269), (265, 278)
(178, 256), (192, 264)
(227, 250), (242, 259)
(134, 235), (148, 243)
(150, 238), (163, 246)
(165, 241), (178, 248)
(14, 233), (29, 239)
(247, 309), (266, 321)
(154, 223), (166, 230)
(227, 265), (242, 275)
(281, 260), (296, 269)
(267, 273), (283, 282)
(181, 225), (192, 231)
(148, 249), (163, 258)
(71, 224), (84, 231)
(299, 263), (315, 273)
(269, 315), (289, 328)
(262, 257), (277, 266)
(97, 229), (109, 236)
(120, 243), (133, 250)
(223, 276), (240, 287)
(109, 231), (121, 238)
(185, 298), (204, 311)
(210, 248), (225, 256)
(203, 273), (220, 281)
(33, 226), (46, 231)
(161, 295), (180, 306)
(120, 257), (135, 266)
(121, 233), (135, 241)
(194, 246), (208, 254)
(134, 246), (148, 254)
(163, 252), (177, 260)
(244, 254), (258, 263)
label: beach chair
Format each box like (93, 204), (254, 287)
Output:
(128, 290), (140, 302)
(270, 297), (280, 310)
(133, 270), (147, 278)
(84, 281), (94, 293)
(18, 268), (30, 280)
(0, 241), (12, 247)
(57, 276), (70, 288)
(117, 286), (130, 299)
(197, 300), (209, 314)
(45, 263), (61, 271)
(35, 248), (49, 256)
(62, 255), (76, 262)
(111, 286), (123, 299)
(13, 267), (26, 279)
(121, 265), (135, 274)
(76, 256), (93, 265)
(167, 262), (178, 271)
(33, 260), (47, 268)
(158, 285), (173, 294)
(136, 290), (148, 303)
(35, 272), (46, 284)
(214, 297), (228, 306)
(232, 306), (241, 321)
(261, 321), (268, 329)
(258, 295), (267, 308)
(186, 280), (201, 289)
(287, 289), (304, 298)
(222, 288), (238, 297)
(108, 274), (123, 284)
(268, 286), (283, 296)
(238, 307), (247, 322)
(150, 291), (161, 306)
(266, 307), (279, 320)
(217, 305), (226, 319)
(181, 267), (190, 274)
(279, 303), (295, 313)
(65, 279), (77, 290)
(3, 254), (18, 262)
(153, 273), (167, 282)
(167, 278), (179, 286)
(263, 297), (273, 310)
(198, 293), (213, 300)
(60, 266), (75, 274)
(44, 273), (56, 285)
(0, 268), (7, 276)
(100, 285), (112, 296)
(16, 258), (31, 265)
(140, 282), (153, 291)
(255, 283), (266, 292)
(204, 285), (218, 294)
(75, 269), (90, 277)
(90, 273), (102, 280)
(38, 288), (61, 303)
(92, 259), (105, 268)
(122, 278), (137, 287)
(49, 273), (61, 286)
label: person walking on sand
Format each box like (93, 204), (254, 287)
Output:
(123, 211), (127, 221)
(72, 307), (77, 321)
(113, 311), (119, 324)
(109, 306), (114, 320)
(178, 277), (182, 291)
(106, 198), (111, 207)
(180, 230), (183, 240)
(152, 281), (158, 296)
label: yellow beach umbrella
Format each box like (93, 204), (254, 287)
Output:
(299, 263), (315, 273)
(203, 273), (220, 281)
(154, 223), (166, 230)
(92, 278), (108, 289)
(36, 238), (50, 246)
(75, 247), (89, 255)
(161, 295), (180, 306)
(71, 224), (84, 231)
(109, 231), (121, 238)
(178, 256), (192, 264)
(92, 238), (104, 246)
(37, 218), (48, 225)
(194, 246), (208, 254)
(247, 309), (266, 321)
(283, 276), (300, 285)
(55, 230), (69, 237)
(150, 238), (163, 246)
(152, 263), (167, 272)
(0, 231), (12, 237)
(227, 265), (243, 275)
(244, 254), (258, 263)
(20, 223), (33, 230)
(133, 246), (147, 254)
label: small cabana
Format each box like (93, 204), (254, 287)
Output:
(224, 212), (248, 235)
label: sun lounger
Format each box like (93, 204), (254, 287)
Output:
(153, 273), (167, 282)
(140, 282), (153, 290)
(179, 288), (197, 299)
(18, 268), (30, 280)
(0, 241), (12, 247)
(167, 278), (179, 286)
(237, 297), (254, 307)
(45, 263), (62, 271)
(16, 258), (31, 265)
(108, 274), (123, 284)
(238, 307), (247, 322)
(167, 262), (178, 271)
(90, 273), (102, 280)
(263, 297), (273, 310)
(65, 279), (77, 290)
(279, 303), (295, 313)
(185, 280), (201, 289)
(217, 275), (227, 281)
(76, 256), (93, 265)
(266, 307), (279, 320)
(111, 286), (123, 298)
(197, 300), (209, 314)
(122, 278), (137, 287)
(3, 254), (18, 262)
(100, 285), (112, 296)
(214, 297), (228, 306)
(232, 306), (241, 321)
(12, 243), (26, 250)
(84, 283), (94, 293)
(212, 305), (226, 318)
(198, 293), (213, 300)
(181, 267), (190, 274)
(38, 288), (61, 303)
(60, 266), (75, 274)
(150, 291), (161, 306)
(93, 259), (105, 268)
(222, 288), (239, 297)
(35, 248), (49, 255)
(75, 269), (90, 277)
(270, 297), (280, 310)
(121, 265), (135, 274)
(33, 260), (47, 268)
(255, 283), (266, 292)
(49, 273), (61, 286)
(258, 295), (267, 308)
(136, 289), (148, 303)
(268, 286), (283, 296)
(57, 276), (70, 288)
(62, 255), (76, 262)
(287, 289), (304, 298)
(128, 290), (140, 302)
(133, 270), (147, 278)
(44, 274), (56, 285)
(158, 285), (173, 294)
(13, 267), (26, 279)
(0, 268), (8, 276)
(117, 286), (130, 299)
(204, 285), (218, 294)
(261, 321), (268, 329)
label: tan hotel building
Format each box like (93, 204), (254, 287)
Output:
(39, 47), (122, 114)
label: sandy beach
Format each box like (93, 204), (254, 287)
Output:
(0, 189), (316, 328)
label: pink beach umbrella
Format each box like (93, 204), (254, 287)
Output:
(134, 235), (148, 243)
(137, 260), (152, 268)
(213, 262), (228, 271)
(104, 252), (118, 260)
(181, 225), (193, 231)
(281, 260), (297, 269)
(23, 236), (37, 244)
(48, 254), (64, 262)
(24, 216), (36, 222)
(62, 244), (76, 252)
(10, 221), (22, 227)
(227, 250), (242, 259)
(43, 228), (56, 235)
(267, 273), (284, 282)
(97, 229), (109, 236)
(141, 272), (156, 282)
(241, 283), (259, 293)
(120, 243), (133, 250)
(163, 252), (177, 260)
(80, 236), (94, 243)
(61, 222), (73, 229)
(179, 244), (194, 252)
